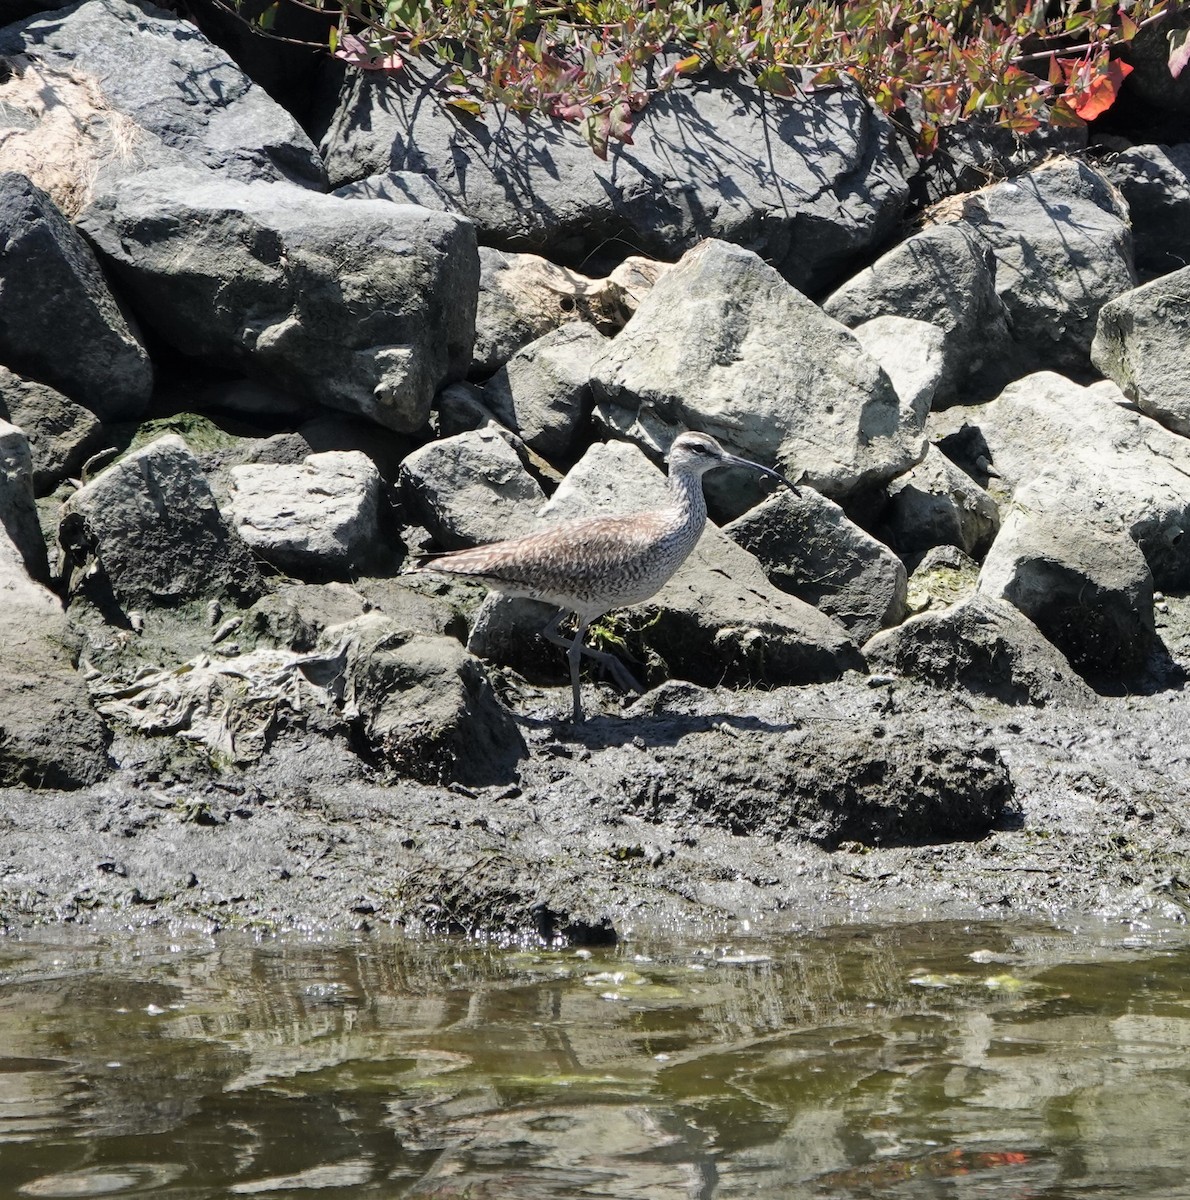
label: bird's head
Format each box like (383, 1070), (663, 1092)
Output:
(667, 431), (799, 494)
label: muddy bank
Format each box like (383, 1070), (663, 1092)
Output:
(3, 602), (1187, 941)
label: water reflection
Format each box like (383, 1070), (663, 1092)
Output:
(0, 922), (1187, 1198)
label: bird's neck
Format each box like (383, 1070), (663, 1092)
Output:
(666, 468), (708, 536)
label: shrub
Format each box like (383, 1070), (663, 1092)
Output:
(242, 0), (1190, 155)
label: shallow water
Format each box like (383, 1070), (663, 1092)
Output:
(1, 920), (1188, 1198)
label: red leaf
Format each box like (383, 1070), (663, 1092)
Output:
(608, 100), (634, 144)
(333, 33), (403, 72)
(1066, 59), (1132, 120)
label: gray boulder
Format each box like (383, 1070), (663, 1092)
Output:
(334, 169), (456, 210)
(0, 426), (109, 786)
(340, 616), (526, 786)
(316, 66), (909, 295)
(244, 414), (412, 484)
(244, 579), (461, 651)
(0, 419), (50, 586)
(884, 444), (1000, 560)
(851, 315), (947, 422)
(471, 248), (660, 376)
(399, 425), (546, 550)
(959, 158), (1136, 376)
(823, 222), (1014, 404)
(1092, 266), (1190, 437)
(864, 591), (1094, 706)
(944, 372), (1190, 589)
(79, 165), (478, 433)
(0, 172), (151, 421)
(590, 239), (925, 504)
(226, 451), (382, 575)
(913, 121), (1086, 207)
(59, 435), (263, 609)
(435, 382), (503, 439)
(978, 487), (1157, 685)
(466, 440), (862, 697)
(483, 323), (607, 461)
(0, 534), (111, 789)
(1117, 12), (1190, 118)
(0, 0), (325, 188)
(723, 486), (906, 644)
(905, 544), (980, 614)
(0, 367), (105, 495)
(622, 684), (1011, 847)
(1103, 143), (1190, 279)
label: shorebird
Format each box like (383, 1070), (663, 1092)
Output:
(416, 432), (798, 722)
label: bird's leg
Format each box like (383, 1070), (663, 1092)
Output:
(567, 620), (587, 723)
(541, 611), (645, 721)
(585, 645), (644, 695)
(542, 610), (586, 722)
(542, 611), (644, 699)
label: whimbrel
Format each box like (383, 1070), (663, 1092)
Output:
(416, 432), (798, 722)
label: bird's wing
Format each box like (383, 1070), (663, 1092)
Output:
(416, 512), (669, 589)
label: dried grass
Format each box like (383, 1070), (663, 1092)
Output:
(0, 54), (142, 217)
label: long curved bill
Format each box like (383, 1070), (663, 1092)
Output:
(722, 452), (801, 497)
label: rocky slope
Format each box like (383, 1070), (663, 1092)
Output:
(0, 0), (1189, 938)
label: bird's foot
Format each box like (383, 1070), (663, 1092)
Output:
(588, 648), (644, 695)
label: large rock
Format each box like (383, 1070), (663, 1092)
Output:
(341, 616), (526, 786)
(0, 172), (151, 421)
(823, 222), (1014, 404)
(466, 440), (862, 696)
(0, 367), (105, 496)
(316, 66), (910, 295)
(590, 240), (925, 504)
(620, 684), (1012, 847)
(905, 544), (980, 614)
(59, 435), (263, 610)
(863, 592), (1094, 707)
(79, 165), (478, 433)
(0, 419), (50, 586)
(1103, 144), (1190, 279)
(913, 121), (1086, 207)
(0, 530), (109, 789)
(978, 487), (1158, 686)
(226, 451), (382, 576)
(958, 158), (1136, 376)
(938, 372), (1190, 589)
(884, 444), (1000, 560)
(0, 0), (325, 189)
(399, 425), (546, 550)
(851, 315), (947, 421)
(470, 247), (664, 376)
(723, 486), (906, 644)
(483, 323), (607, 461)
(1117, 10), (1190, 119)
(1092, 267), (1190, 437)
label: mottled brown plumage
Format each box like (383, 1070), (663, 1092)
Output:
(417, 432), (797, 722)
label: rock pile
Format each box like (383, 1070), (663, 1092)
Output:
(1, 0), (1189, 931)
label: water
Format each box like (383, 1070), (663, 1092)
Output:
(1, 920), (1188, 1199)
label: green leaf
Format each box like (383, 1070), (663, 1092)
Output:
(254, 1), (278, 31)
(756, 63), (794, 94)
(446, 96), (485, 116)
